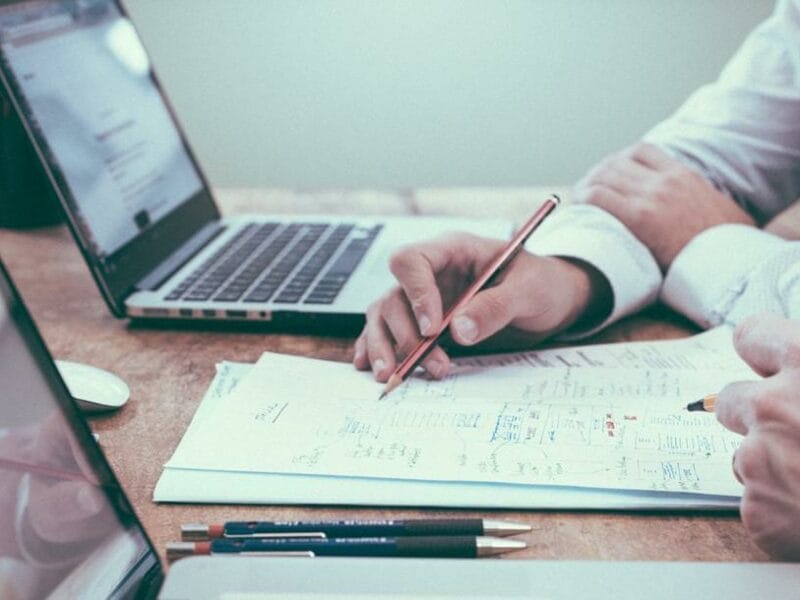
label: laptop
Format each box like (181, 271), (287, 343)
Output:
(0, 0), (511, 329)
(2, 257), (800, 600)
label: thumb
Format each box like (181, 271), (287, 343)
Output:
(450, 284), (518, 346)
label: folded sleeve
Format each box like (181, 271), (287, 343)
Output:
(527, 204), (662, 337)
(662, 224), (800, 326)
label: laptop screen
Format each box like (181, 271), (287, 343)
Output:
(0, 261), (162, 598)
(0, 0), (219, 314)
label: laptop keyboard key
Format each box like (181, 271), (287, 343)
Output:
(165, 221), (380, 307)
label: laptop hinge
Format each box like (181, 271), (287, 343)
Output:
(135, 222), (225, 291)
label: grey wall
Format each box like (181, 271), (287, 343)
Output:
(123, 1), (773, 188)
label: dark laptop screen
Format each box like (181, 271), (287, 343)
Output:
(0, 261), (161, 598)
(0, 0), (219, 314)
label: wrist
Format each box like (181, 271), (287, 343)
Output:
(550, 256), (613, 333)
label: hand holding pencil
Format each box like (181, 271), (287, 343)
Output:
(686, 314), (800, 560)
(354, 195), (613, 387)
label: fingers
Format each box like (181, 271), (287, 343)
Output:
(380, 292), (450, 378)
(354, 234), (592, 379)
(362, 301), (399, 381)
(732, 449), (743, 484)
(716, 373), (796, 436)
(355, 234), (499, 381)
(629, 142), (675, 170)
(355, 289), (450, 382)
(449, 281), (521, 346)
(446, 254), (582, 346)
(389, 242), (453, 336)
(733, 313), (800, 376)
(578, 156), (654, 198)
(573, 183), (633, 219)
(715, 380), (760, 435)
(353, 334), (368, 370)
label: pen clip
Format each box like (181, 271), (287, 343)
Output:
(240, 551), (316, 558)
(229, 532), (327, 539)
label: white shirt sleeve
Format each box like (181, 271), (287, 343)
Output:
(525, 1), (800, 337)
(662, 224), (800, 327)
(528, 203), (662, 337)
(644, 0), (800, 222)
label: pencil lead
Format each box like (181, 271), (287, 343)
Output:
(686, 399), (704, 412)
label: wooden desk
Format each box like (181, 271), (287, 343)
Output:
(0, 188), (768, 564)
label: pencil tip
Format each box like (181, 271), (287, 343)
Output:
(686, 399), (704, 412)
(379, 374), (402, 400)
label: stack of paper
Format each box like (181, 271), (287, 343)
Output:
(155, 327), (755, 510)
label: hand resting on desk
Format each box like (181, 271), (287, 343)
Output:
(353, 232), (611, 381)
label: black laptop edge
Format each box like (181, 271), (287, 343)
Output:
(0, 257), (164, 598)
(0, 0), (221, 317)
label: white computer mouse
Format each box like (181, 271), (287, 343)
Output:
(55, 360), (130, 413)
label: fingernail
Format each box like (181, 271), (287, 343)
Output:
(373, 358), (386, 375)
(418, 314), (432, 336)
(453, 315), (477, 343)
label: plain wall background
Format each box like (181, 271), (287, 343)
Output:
(123, 1), (774, 188)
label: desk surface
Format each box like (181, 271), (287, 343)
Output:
(0, 188), (768, 564)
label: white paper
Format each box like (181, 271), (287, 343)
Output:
(159, 328), (753, 505)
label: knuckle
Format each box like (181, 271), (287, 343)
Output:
(628, 142), (651, 160)
(582, 185), (608, 207)
(663, 163), (688, 182)
(733, 315), (761, 349)
(388, 247), (418, 277)
(753, 390), (784, 423)
(738, 490), (783, 555)
(367, 291), (396, 321)
(736, 437), (767, 482)
(738, 493), (763, 540)
(645, 180), (670, 204)
(403, 285), (430, 310)
(781, 336), (800, 368)
(395, 333), (419, 357)
(365, 299), (383, 321)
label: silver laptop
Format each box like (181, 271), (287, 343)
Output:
(2, 256), (800, 600)
(0, 0), (510, 329)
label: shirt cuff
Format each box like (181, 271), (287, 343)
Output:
(661, 224), (786, 328)
(527, 204), (662, 338)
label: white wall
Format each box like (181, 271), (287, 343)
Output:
(123, 1), (773, 188)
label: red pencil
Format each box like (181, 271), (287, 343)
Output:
(379, 195), (560, 399)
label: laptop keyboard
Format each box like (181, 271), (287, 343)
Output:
(164, 222), (382, 306)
